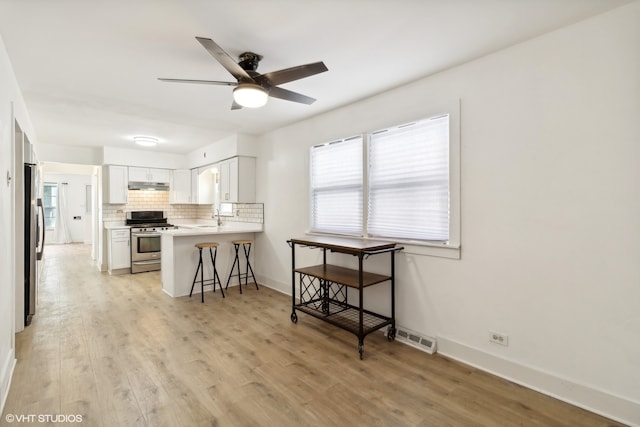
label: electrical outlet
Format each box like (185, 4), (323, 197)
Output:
(489, 331), (509, 346)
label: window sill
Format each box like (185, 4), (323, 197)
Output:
(305, 231), (460, 260)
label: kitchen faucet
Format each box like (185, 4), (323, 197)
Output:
(213, 208), (222, 226)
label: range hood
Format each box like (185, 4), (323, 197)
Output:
(128, 181), (170, 191)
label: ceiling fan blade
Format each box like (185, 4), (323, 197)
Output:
(268, 86), (316, 105)
(158, 78), (237, 86)
(195, 36), (254, 82)
(231, 100), (243, 110)
(258, 62), (328, 86)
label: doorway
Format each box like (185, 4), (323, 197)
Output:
(40, 162), (97, 248)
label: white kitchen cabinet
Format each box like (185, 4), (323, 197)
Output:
(102, 165), (128, 204)
(108, 228), (131, 274)
(170, 169), (192, 204)
(218, 160), (230, 202)
(129, 167), (171, 183)
(218, 156), (255, 203)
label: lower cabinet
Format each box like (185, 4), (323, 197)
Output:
(108, 228), (131, 274)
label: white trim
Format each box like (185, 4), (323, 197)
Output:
(307, 98), (461, 253)
(304, 231), (461, 259)
(437, 337), (640, 427)
(0, 350), (16, 417)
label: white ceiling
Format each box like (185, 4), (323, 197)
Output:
(0, 0), (631, 154)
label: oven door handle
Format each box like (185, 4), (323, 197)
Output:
(131, 232), (162, 238)
(132, 260), (161, 265)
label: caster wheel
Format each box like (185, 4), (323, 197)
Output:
(387, 326), (396, 341)
(290, 312), (298, 323)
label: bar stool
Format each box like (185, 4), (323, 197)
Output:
(225, 239), (259, 294)
(190, 242), (225, 303)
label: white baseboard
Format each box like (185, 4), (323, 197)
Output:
(256, 275), (291, 296)
(0, 350), (16, 417)
(437, 337), (640, 427)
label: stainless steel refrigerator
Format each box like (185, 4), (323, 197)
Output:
(24, 163), (45, 327)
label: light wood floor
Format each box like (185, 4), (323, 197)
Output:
(2, 244), (623, 427)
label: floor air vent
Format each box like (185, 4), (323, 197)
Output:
(391, 326), (437, 354)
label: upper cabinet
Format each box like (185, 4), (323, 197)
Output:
(128, 167), (171, 183)
(102, 165), (128, 204)
(169, 169), (192, 204)
(218, 159), (232, 202)
(218, 156), (255, 203)
(101, 158), (254, 206)
(170, 168), (215, 205)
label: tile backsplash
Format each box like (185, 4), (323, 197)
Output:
(225, 203), (264, 224)
(102, 190), (263, 224)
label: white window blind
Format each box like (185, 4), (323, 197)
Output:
(310, 136), (363, 235)
(368, 115), (450, 241)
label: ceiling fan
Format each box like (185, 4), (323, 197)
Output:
(158, 36), (328, 110)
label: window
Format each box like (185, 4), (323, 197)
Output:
(42, 183), (58, 230)
(368, 115), (449, 241)
(310, 136), (363, 235)
(309, 103), (459, 250)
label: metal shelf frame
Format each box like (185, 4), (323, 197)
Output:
(288, 236), (403, 359)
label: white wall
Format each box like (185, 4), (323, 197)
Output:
(0, 34), (36, 415)
(254, 3), (640, 425)
(102, 145), (186, 169)
(37, 142), (102, 165)
(186, 133), (259, 169)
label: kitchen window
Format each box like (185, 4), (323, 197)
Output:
(310, 101), (460, 252)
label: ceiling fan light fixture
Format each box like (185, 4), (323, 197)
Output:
(233, 84), (268, 108)
(133, 136), (159, 147)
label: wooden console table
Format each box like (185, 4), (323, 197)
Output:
(287, 236), (403, 359)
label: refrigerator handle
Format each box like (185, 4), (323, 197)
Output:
(36, 198), (45, 260)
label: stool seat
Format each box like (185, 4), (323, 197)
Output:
(190, 241), (224, 302)
(195, 242), (219, 249)
(226, 240), (258, 293)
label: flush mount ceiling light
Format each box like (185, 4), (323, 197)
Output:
(232, 83), (268, 108)
(133, 136), (158, 147)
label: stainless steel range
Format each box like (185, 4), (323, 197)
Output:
(126, 211), (175, 273)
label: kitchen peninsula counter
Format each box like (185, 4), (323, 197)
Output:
(160, 222), (262, 298)
(103, 223), (130, 230)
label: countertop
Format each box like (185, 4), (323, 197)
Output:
(103, 220), (262, 235)
(104, 223), (130, 230)
(162, 222), (263, 237)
